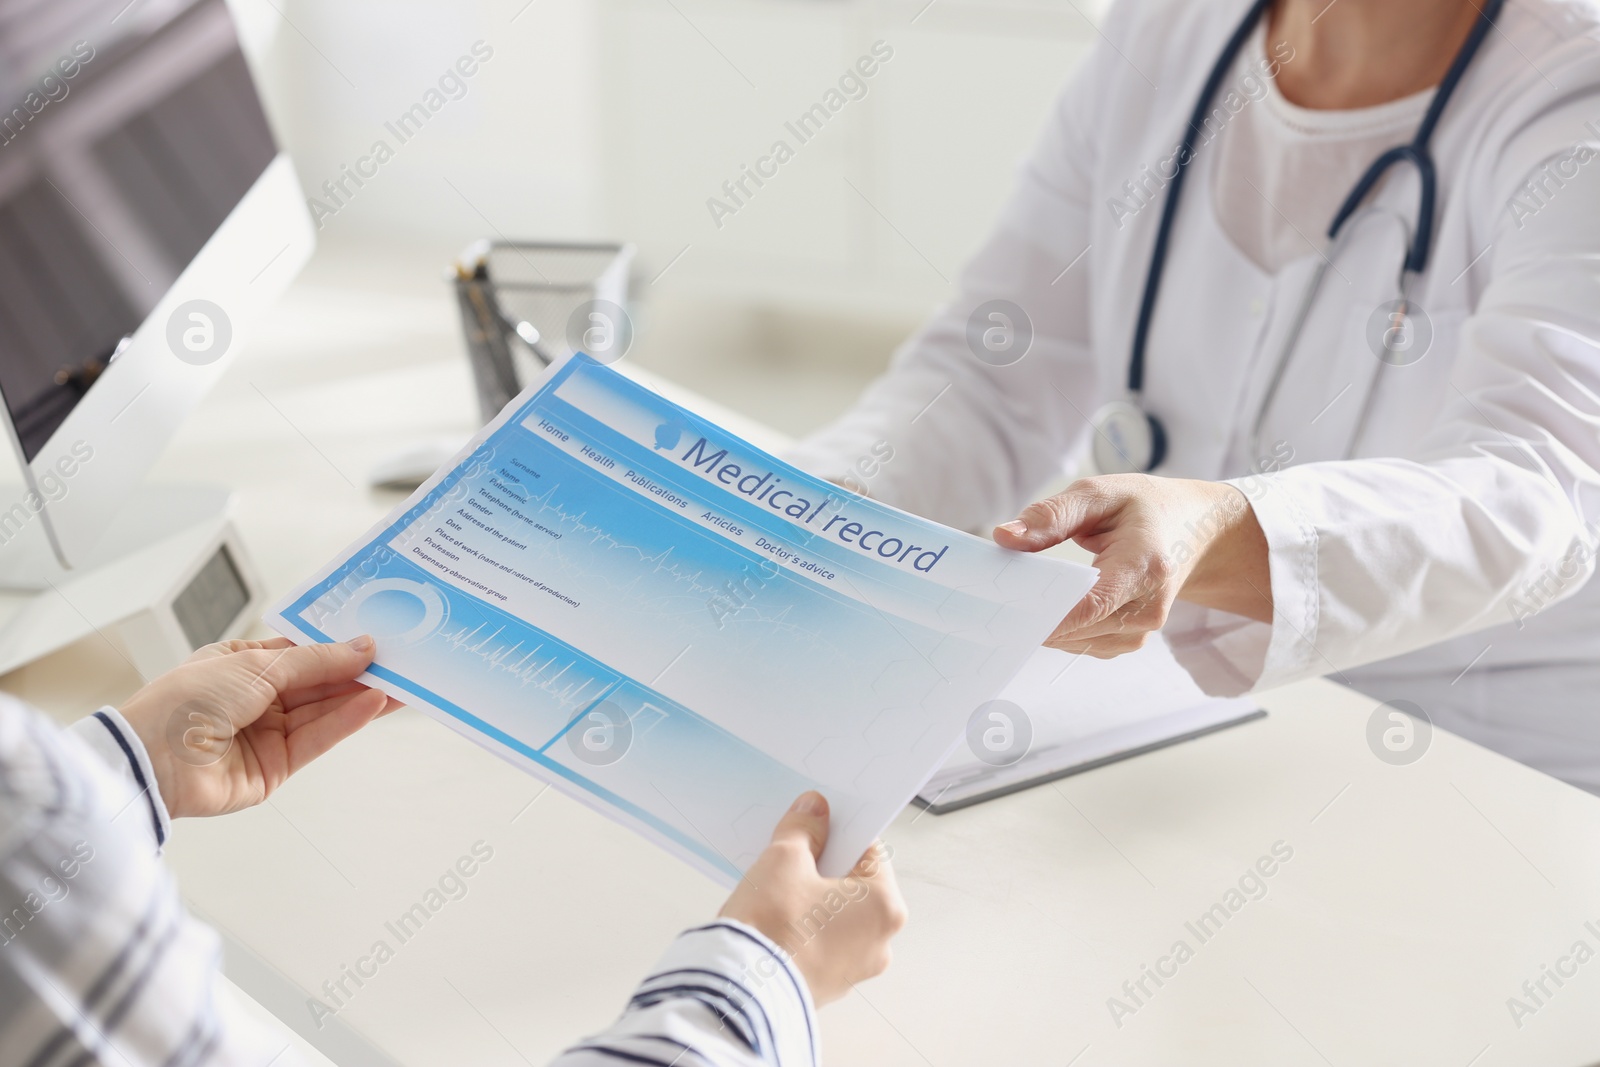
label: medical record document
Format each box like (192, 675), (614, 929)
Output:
(269, 355), (1095, 883)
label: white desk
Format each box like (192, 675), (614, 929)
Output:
(9, 249), (1600, 1067)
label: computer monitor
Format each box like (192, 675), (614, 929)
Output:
(0, 0), (313, 570)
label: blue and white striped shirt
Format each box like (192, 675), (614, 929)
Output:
(0, 696), (817, 1067)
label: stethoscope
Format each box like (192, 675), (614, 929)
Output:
(1090, 0), (1504, 475)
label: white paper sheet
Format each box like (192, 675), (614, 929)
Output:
(268, 355), (1097, 883)
(918, 638), (1264, 811)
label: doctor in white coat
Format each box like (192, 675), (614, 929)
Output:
(790, 0), (1600, 792)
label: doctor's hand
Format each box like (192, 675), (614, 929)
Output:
(118, 636), (400, 819)
(720, 791), (907, 1005)
(994, 474), (1272, 657)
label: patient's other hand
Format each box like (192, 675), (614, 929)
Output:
(720, 791), (907, 1004)
(119, 636), (399, 818)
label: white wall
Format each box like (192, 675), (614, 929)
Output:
(238, 0), (1100, 317)
(601, 0), (1096, 315)
(238, 0), (607, 246)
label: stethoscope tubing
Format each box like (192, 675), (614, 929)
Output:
(1127, 0), (1273, 395)
(1113, 0), (1504, 470)
(1245, 207), (1412, 462)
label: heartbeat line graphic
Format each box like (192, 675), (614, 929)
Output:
(436, 620), (607, 711)
(521, 480), (729, 596)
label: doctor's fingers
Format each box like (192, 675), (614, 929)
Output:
(1047, 633), (1151, 659)
(1053, 544), (1178, 633)
(1046, 570), (1173, 648)
(993, 477), (1139, 552)
(1045, 602), (1166, 657)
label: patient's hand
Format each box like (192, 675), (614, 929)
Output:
(720, 792), (907, 1004)
(119, 636), (399, 818)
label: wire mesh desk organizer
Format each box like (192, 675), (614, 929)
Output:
(451, 240), (635, 422)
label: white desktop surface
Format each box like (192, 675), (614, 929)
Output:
(8, 250), (1600, 1067)
(220, 974), (338, 1067)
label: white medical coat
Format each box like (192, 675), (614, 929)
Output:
(789, 0), (1600, 791)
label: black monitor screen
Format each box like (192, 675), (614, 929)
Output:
(0, 0), (276, 459)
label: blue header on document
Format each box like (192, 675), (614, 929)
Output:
(533, 358), (964, 590)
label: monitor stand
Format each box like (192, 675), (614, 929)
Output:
(0, 484), (266, 679)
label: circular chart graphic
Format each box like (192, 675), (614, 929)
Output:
(344, 578), (448, 644)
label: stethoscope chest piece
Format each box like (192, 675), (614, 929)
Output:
(1091, 398), (1168, 475)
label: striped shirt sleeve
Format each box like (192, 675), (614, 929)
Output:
(1, 696), (818, 1067)
(551, 920), (817, 1067)
(0, 695), (303, 1067)
(66, 708), (171, 853)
